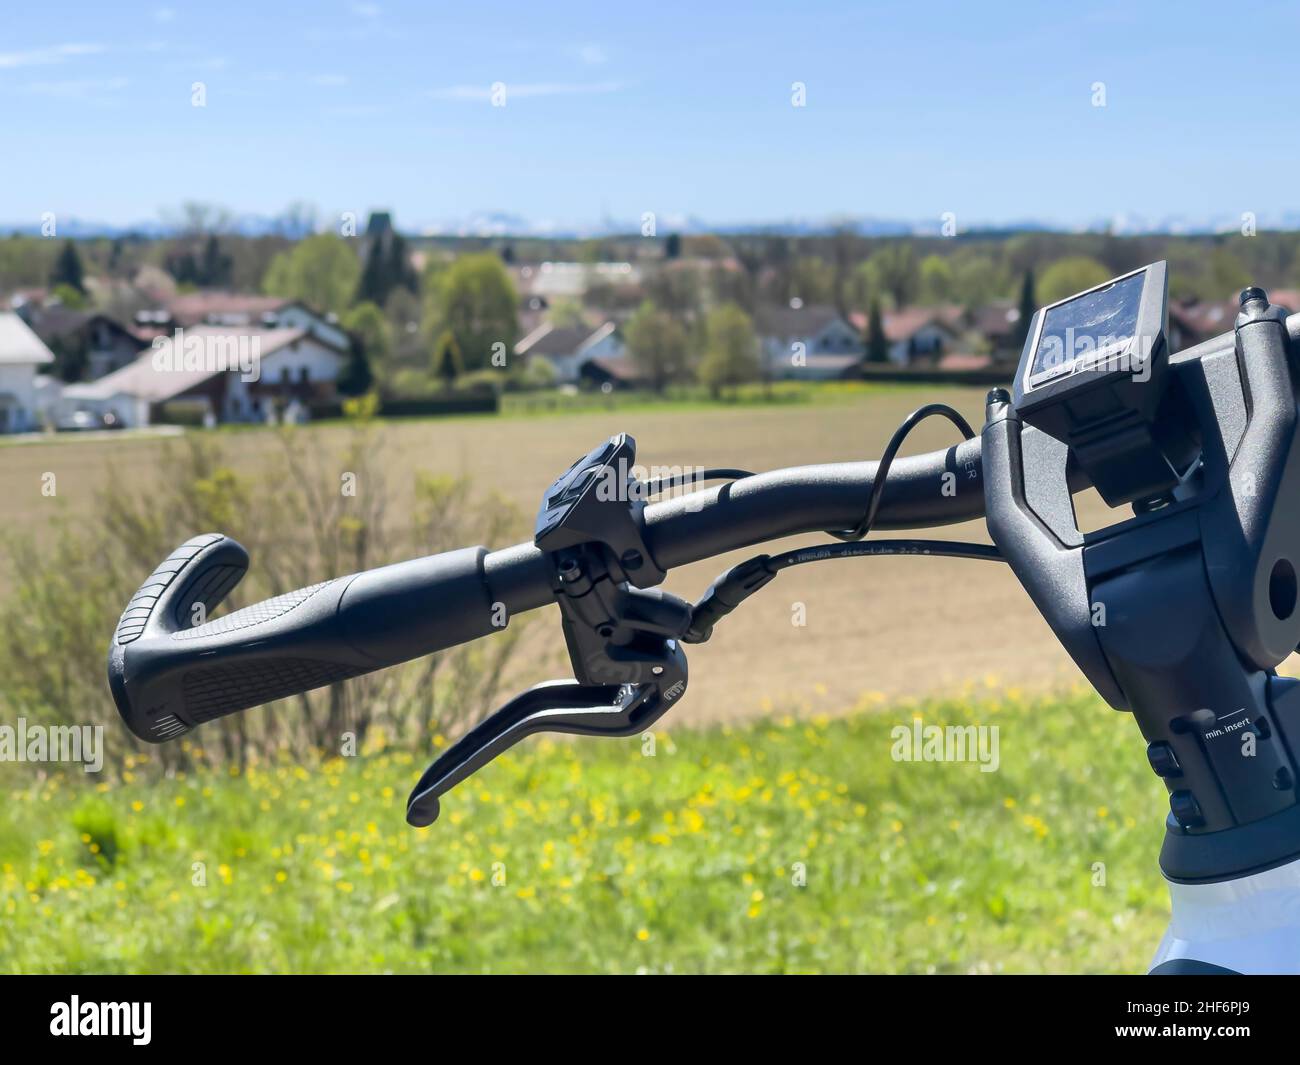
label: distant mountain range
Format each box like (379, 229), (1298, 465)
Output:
(7, 209), (1300, 240)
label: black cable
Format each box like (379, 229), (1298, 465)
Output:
(830, 403), (977, 542)
(683, 539), (1004, 643)
(642, 467), (755, 497)
(682, 403), (995, 643)
(767, 538), (1003, 571)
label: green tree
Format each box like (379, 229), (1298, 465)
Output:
(357, 232), (417, 306)
(50, 240), (85, 293)
(1209, 248), (1251, 299)
(698, 303), (760, 398)
(919, 255), (954, 304)
(262, 233), (361, 313)
(336, 337), (374, 397)
(384, 286), (424, 367)
(624, 300), (689, 393)
(789, 256), (837, 305)
(547, 299), (587, 329)
(665, 233), (682, 259)
(866, 298), (889, 363)
(644, 266), (701, 320)
(355, 239), (387, 306)
(949, 251), (1006, 309)
(342, 301), (393, 386)
(869, 243), (920, 309)
(387, 233), (416, 294)
(432, 329), (463, 389)
(200, 234), (233, 287)
(847, 260), (878, 313)
(51, 282), (89, 310)
(425, 253), (518, 372)
(1037, 256), (1111, 304)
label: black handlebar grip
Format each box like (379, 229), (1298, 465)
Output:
(107, 534), (499, 743)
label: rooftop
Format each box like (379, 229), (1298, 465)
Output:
(0, 312), (56, 366)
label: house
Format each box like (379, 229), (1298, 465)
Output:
(0, 312), (56, 432)
(1167, 298), (1238, 351)
(972, 300), (1024, 357)
(57, 325), (348, 428)
(848, 306), (964, 366)
(148, 292), (351, 352)
(882, 307), (963, 365)
(757, 303), (864, 380)
(514, 321), (627, 384)
(579, 355), (646, 391)
(19, 305), (146, 380)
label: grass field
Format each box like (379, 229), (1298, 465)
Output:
(0, 687), (1171, 974)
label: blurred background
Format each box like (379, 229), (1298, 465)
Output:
(0, 1), (1292, 973)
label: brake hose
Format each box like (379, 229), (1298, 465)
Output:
(682, 404), (1004, 644)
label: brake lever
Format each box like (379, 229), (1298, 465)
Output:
(406, 639), (687, 826)
(407, 433), (694, 827)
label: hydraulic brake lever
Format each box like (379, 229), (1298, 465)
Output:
(406, 641), (686, 826)
(407, 433), (692, 826)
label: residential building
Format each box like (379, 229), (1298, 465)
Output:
(148, 292), (351, 351)
(849, 306), (964, 366)
(514, 320), (626, 383)
(883, 307), (963, 365)
(1167, 298), (1238, 351)
(19, 305), (146, 380)
(0, 312), (56, 432)
(57, 325), (347, 428)
(972, 300), (1024, 358)
(757, 303), (865, 379)
(579, 356), (646, 391)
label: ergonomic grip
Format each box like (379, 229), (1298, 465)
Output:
(107, 534), (499, 743)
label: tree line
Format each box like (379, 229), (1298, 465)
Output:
(16, 222), (1300, 394)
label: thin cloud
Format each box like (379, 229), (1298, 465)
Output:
(20, 76), (128, 98)
(0, 42), (106, 69)
(311, 74), (349, 86)
(429, 80), (622, 101)
(351, 2), (381, 16)
(154, 6), (176, 22)
(575, 43), (608, 65)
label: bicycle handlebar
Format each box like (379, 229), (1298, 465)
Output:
(113, 313), (1281, 744)
(108, 438), (986, 742)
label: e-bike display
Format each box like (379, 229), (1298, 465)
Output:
(108, 263), (1300, 973)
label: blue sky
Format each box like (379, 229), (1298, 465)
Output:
(2, 0), (1297, 230)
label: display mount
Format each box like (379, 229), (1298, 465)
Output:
(1012, 261), (1179, 507)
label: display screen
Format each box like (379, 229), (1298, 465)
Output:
(1028, 270), (1146, 384)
